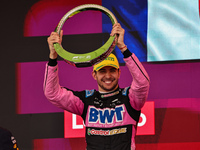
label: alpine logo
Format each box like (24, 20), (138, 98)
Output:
(88, 105), (125, 124)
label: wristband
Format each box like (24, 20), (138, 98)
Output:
(48, 58), (57, 66)
(119, 45), (127, 50)
(122, 49), (132, 58)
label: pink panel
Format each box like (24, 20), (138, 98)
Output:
(16, 61), (132, 114)
(33, 138), (71, 150)
(33, 138), (87, 150)
(136, 142), (200, 150)
(16, 61), (200, 114)
(24, 0), (102, 37)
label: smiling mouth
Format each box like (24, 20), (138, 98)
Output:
(103, 78), (115, 84)
(104, 80), (112, 84)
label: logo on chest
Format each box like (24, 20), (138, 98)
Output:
(88, 105), (125, 124)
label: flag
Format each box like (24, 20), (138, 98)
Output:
(102, 0), (200, 63)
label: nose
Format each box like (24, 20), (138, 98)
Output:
(105, 71), (112, 78)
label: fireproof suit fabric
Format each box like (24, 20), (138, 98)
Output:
(0, 127), (19, 150)
(44, 52), (150, 150)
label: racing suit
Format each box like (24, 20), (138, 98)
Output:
(0, 127), (19, 150)
(44, 49), (150, 150)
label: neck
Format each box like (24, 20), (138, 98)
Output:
(98, 85), (119, 93)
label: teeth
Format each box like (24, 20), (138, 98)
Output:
(105, 81), (111, 84)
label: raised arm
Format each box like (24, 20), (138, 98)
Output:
(124, 52), (150, 110)
(43, 31), (84, 115)
(111, 23), (150, 110)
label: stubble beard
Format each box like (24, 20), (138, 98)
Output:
(97, 79), (119, 92)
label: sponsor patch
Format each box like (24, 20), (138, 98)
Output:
(87, 127), (127, 136)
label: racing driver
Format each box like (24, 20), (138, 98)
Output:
(44, 23), (150, 150)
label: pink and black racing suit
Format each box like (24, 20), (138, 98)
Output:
(44, 50), (150, 150)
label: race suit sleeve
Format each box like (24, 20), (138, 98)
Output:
(43, 60), (84, 115)
(123, 50), (150, 111)
(123, 50), (150, 150)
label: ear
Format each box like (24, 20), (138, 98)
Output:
(118, 69), (121, 79)
(92, 71), (97, 80)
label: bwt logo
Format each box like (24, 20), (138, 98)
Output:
(64, 102), (155, 138)
(88, 105), (125, 124)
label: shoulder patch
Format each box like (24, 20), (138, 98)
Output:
(85, 89), (95, 98)
(122, 87), (130, 96)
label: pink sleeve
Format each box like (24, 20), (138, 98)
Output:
(43, 64), (84, 115)
(124, 53), (150, 111)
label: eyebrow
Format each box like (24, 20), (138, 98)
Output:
(109, 67), (117, 70)
(99, 68), (106, 72)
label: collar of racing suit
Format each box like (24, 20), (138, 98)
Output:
(93, 87), (123, 109)
(99, 87), (121, 98)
